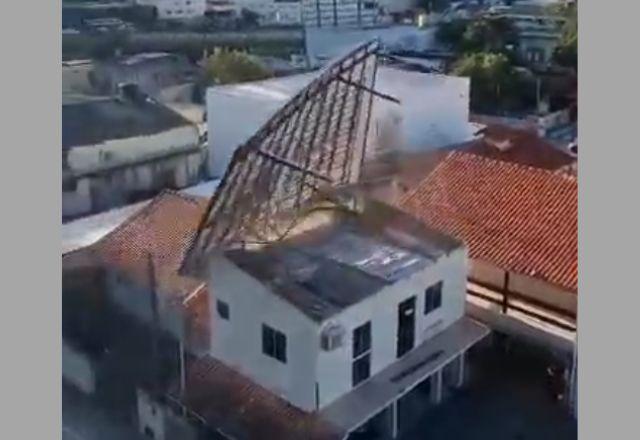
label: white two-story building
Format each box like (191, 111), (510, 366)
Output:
(139, 190), (490, 440)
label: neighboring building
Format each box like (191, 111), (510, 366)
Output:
(486, 2), (566, 66)
(136, 0), (207, 19)
(206, 66), (476, 177)
(232, 0), (304, 25)
(302, 0), (384, 28)
(62, 60), (97, 96)
(399, 151), (577, 353)
(92, 52), (197, 99)
(62, 89), (208, 220)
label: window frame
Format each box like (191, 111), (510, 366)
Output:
(351, 321), (372, 387)
(424, 281), (443, 315)
(262, 324), (287, 363)
(216, 299), (230, 320)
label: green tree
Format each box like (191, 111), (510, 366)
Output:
(552, 3), (577, 69)
(204, 50), (272, 86)
(453, 52), (521, 111)
(461, 16), (518, 54)
(436, 16), (517, 57)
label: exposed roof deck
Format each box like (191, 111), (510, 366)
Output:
(224, 190), (463, 322)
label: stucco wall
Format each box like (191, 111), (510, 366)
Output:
(62, 339), (96, 394)
(207, 254), (320, 411)
(66, 125), (199, 173)
(315, 246), (467, 407)
(62, 178), (92, 219)
(205, 246), (467, 411)
(62, 148), (206, 219)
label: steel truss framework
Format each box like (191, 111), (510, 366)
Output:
(190, 39), (396, 254)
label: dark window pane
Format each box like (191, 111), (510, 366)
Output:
(262, 324), (287, 364)
(275, 332), (287, 363)
(262, 325), (274, 357)
(353, 322), (371, 358)
(352, 353), (371, 387)
(216, 300), (229, 320)
(425, 282), (443, 315)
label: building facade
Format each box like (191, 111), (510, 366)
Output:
(302, 0), (382, 28)
(62, 92), (208, 220)
(136, 0), (207, 19)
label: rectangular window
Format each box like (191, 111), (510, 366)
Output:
(352, 353), (371, 386)
(425, 282), (443, 315)
(262, 324), (287, 363)
(352, 321), (372, 387)
(216, 300), (229, 320)
(352, 322), (371, 358)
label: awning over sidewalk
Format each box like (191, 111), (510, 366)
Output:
(320, 317), (490, 434)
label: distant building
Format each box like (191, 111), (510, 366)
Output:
(91, 52), (197, 99)
(232, 0), (304, 25)
(62, 60), (96, 96)
(302, 0), (384, 28)
(136, 0), (207, 19)
(486, 2), (566, 66)
(62, 88), (208, 220)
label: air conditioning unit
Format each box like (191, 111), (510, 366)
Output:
(320, 323), (345, 351)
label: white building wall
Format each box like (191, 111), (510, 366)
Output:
(63, 178), (92, 219)
(137, 0), (207, 19)
(66, 126), (199, 173)
(315, 246), (467, 407)
(62, 339), (97, 394)
(206, 254), (321, 411)
(302, 0), (381, 28)
(206, 67), (474, 178)
(205, 245), (467, 411)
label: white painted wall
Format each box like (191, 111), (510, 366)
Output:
(62, 178), (92, 219)
(315, 246), (467, 407)
(137, 389), (167, 440)
(206, 253), (320, 411)
(66, 125), (199, 173)
(62, 339), (96, 394)
(206, 67), (473, 177)
(136, 0), (206, 19)
(205, 245), (468, 410)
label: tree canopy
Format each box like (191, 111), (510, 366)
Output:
(453, 52), (523, 111)
(204, 50), (272, 86)
(552, 3), (578, 69)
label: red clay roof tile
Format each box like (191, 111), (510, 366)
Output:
(399, 151), (577, 293)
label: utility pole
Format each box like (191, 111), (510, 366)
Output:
(147, 253), (161, 388)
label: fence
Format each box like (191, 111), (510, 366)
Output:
(467, 277), (577, 333)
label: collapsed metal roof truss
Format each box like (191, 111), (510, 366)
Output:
(193, 40), (391, 252)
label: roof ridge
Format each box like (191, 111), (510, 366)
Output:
(448, 150), (578, 184)
(82, 191), (205, 252)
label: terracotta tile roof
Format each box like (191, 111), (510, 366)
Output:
(66, 190), (209, 302)
(399, 152), (577, 293)
(170, 356), (345, 440)
(465, 123), (575, 170)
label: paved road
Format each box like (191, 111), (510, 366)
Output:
(62, 383), (145, 440)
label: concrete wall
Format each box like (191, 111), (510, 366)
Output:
(62, 339), (97, 394)
(206, 254), (321, 411)
(137, 0), (206, 19)
(315, 246), (467, 407)
(137, 389), (167, 440)
(469, 259), (577, 316)
(63, 147), (207, 219)
(66, 126), (198, 172)
(205, 246), (467, 411)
